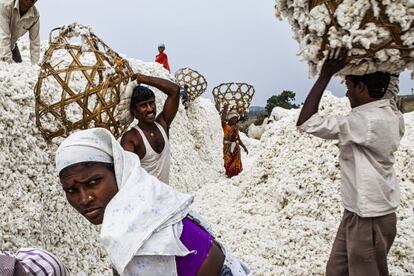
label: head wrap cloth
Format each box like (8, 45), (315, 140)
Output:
(55, 128), (193, 274)
(226, 111), (239, 121)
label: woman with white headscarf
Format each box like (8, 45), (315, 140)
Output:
(55, 128), (250, 276)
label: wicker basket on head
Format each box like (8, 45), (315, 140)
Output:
(275, 0), (414, 76)
(212, 82), (255, 116)
(174, 67), (208, 101)
(34, 23), (134, 141)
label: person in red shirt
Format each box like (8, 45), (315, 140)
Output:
(155, 43), (171, 73)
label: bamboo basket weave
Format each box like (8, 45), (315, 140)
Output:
(212, 82), (255, 116)
(174, 67), (208, 101)
(34, 23), (134, 141)
(308, 0), (413, 62)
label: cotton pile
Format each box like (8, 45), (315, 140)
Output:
(0, 41), (223, 275)
(274, 0), (414, 77)
(1, 41), (413, 276)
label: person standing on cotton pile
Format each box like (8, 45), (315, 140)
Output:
(296, 48), (404, 276)
(221, 103), (248, 178)
(120, 72), (179, 184)
(55, 128), (251, 276)
(0, 0), (40, 64)
(180, 84), (190, 110)
(155, 43), (171, 73)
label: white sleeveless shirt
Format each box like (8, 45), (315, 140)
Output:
(134, 122), (171, 184)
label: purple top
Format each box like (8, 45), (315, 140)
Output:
(175, 218), (213, 276)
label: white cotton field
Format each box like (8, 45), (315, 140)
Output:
(1, 43), (414, 275)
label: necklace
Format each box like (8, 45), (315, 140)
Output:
(140, 124), (156, 137)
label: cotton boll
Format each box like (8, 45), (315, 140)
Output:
(370, 0), (380, 17)
(402, 30), (414, 46)
(307, 5), (331, 36)
(386, 49), (403, 63)
(375, 49), (390, 62)
(335, 0), (370, 30)
(298, 34), (323, 62)
(386, 2), (414, 31)
(350, 48), (368, 56)
(350, 23), (390, 50)
(328, 27), (352, 48)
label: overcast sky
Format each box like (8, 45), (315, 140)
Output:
(36, 0), (413, 106)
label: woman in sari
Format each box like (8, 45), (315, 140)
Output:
(221, 103), (248, 178)
(55, 128), (250, 276)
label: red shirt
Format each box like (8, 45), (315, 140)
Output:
(155, 52), (171, 72)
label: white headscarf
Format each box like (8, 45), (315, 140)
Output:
(55, 128), (193, 275)
(226, 111), (239, 121)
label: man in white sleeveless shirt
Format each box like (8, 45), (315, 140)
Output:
(121, 73), (180, 184)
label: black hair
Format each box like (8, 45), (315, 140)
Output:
(130, 85), (155, 109)
(59, 162), (114, 179)
(346, 72), (391, 99)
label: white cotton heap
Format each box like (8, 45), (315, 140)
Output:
(2, 41), (413, 276)
(0, 40), (223, 275)
(275, 0), (414, 78)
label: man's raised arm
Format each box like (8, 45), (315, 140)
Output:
(296, 48), (348, 126)
(134, 73), (180, 127)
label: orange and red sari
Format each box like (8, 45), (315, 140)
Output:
(223, 124), (242, 177)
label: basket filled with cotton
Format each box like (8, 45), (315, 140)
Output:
(34, 23), (134, 141)
(275, 0), (414, 77)
(212, 82), (255, 116)
(175, 67), (208, 101)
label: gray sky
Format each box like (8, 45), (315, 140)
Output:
(37, 0), (413, 106)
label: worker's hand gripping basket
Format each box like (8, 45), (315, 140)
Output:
(175, 67), (208, 101)
(34, 23), (134, 141)
(212, 82), (255, 116)
(275, 0), (414, 77)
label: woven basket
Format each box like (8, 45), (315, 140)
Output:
(310, 0), (413, 61)
(34, 23), (134, 141)
(175, 67), (208, 101)
(212, 82), (255, 115)
(275, 0), (414, 76)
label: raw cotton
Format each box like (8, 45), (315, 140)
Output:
(274, 0), (414, 77)
(0, 40), (223, 275)
(2, 41), (413, 276)
(192, 92), (414, 275)
(247, 117), (270, 140)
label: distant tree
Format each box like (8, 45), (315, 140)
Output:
(265, 90), (299, 114)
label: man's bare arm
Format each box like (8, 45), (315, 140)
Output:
(297, 48), (348, 126)
(120, 131), (136, 153)
(134, 73), (179, 128)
